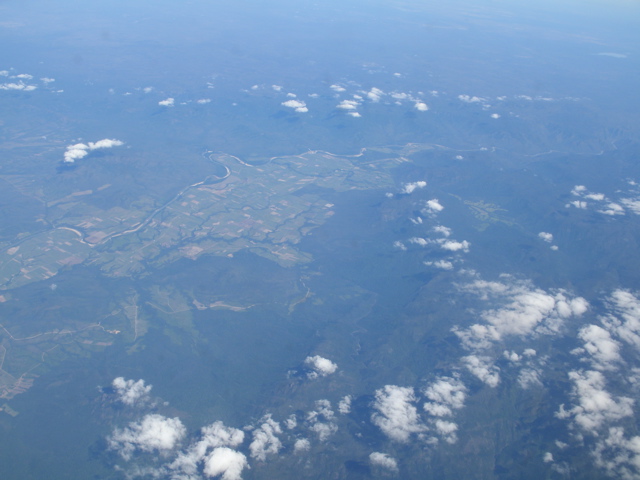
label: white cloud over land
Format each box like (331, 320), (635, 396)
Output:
(112, 377), (152, 406)
(63, 138), (124, 163)
(108, 414), (186, 460)
(281, 99), (308, 113)
(371, 385), (426, 442)
(305, 355), (338, 379)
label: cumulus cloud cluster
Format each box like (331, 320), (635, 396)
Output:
(566, 184), (634, 216)
(63, 138), (124, 163)
(454, 278), (588, 351)
(449, 276), (588, 389)
(553, 290), (640, 476)
(327, 82), (429, 117)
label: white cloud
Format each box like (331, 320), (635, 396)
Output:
(168, 421), (244, 478)
(330, 84), (346, 92)
(621, 198), (640, 214)
(203, 447), (248, 480)
(63, 143), (89, 163)
(415, 102), (429, 111)
(578, 324), (622, 371)
(504, 350), (521, 363)
(371, 385), (426, 442)
(585, 193), (605, 201)
(336, 99), (359, 110)
(307, 400), (337, 441)
(409, 237), (429, 247)
(304, 355), (337, 379)
(286, 92), (296, 98)
(543, 452), (554, 463)
(281, 99), (308, 113)
(593, 427), (640, 479)
(423, 376), (466, 417)
(88, 138), (124, 150)
(112, 377), (152, 406)
(0, 81), (37, 91)
(557, 370), (633, 434)
(402, 181), (427, 194)
(434, 419), (458, 444)
(538, 232), (553, 243)
(490, 113), (500, 119)
(369, 452), (398, 472)
(63, 138), (124, 163)
(568, 200), (588, 209)
(454, 279), (588, 350)
(310, 421), (338, 441)
(425, 198), (444, 213)
(272, 85), (283, 91)
(348, 111), (361, 118)
(572, 185), (587, 195)
(249, 415), (282, 461)
(602, 290), (640, 348)
(366, 87), (384, 102)
(293, 438), (310, 453)
(41, 77), (55, 84)
(461, 355), (500, 387)
(338, 395), (352, 414)
(284, 414), (297, 430)
(393, 240), (407, 251)
(440, 240), (470, 252)
(109, 414), (186, 460)
(197, 98), (212, 104)
(433, 225), (452, 237)
(159, 97), (175, 106)
(458, 94), (485, 103)
(425, 260), (454, 270)
(517, 368), (542, 389)
(599, 202), (625, 216)
(13, 73), (33, 79)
